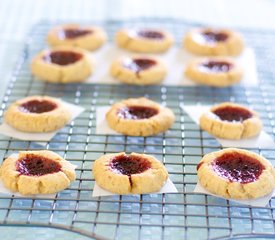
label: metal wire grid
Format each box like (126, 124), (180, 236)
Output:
(0, 19), (275, 239)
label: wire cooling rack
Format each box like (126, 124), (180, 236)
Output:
(0, 19), (275, 240)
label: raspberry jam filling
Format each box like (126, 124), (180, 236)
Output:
(199, 61), (233, 73)
(197, 162), (204, 171)
(201, 30), (229, 43)
(59, 28), (92, 39)
(123, 58), (156, 73)
(117, 106), (158, 120)
(213, 106), (253, 122)
(16, 154), (62, 176)
(43, 51), (83, 65)
(110, 155), (151, 176)
(212, 152), (264, 183)
(19, 99), (57, 114)
(137, 30), (164, 39)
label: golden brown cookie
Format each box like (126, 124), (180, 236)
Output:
(183, 28), (244, 56)
(47, 24), (107, 51)
(0, 150), (76, 195)
(4, 95), (71, 133)
(31, 46), (93, 83)
(116, 28), (174, 53)
(197, 148), (275, 199)
(110, 56), (167, 85)
(93, 152), (168, 194)
(106, 97), (175, 136)
(185, 57), (243, 87)
(199, 102), (262, 140)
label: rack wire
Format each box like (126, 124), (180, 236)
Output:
(0, 19), (275, 240)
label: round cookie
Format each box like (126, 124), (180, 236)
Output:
(93, 152), (168, 194)
(31, 46), (93, 83)
(197, 148), (275, 199)
(183, 28), (244, 56)
(199, 102), (262, 140)
(47, 24), (107, 51)
(4, 95), (71, 133)
(110, 56), (167, 85)
(185, 57), (243, 87)
(0, 150), (76, 195)
(106, 97), (175, 136)
(116, 28), (174, 53)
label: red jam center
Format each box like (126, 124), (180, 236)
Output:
(43, 51), (83, 66)
(197, 162), (204, 171)
(213, 106), (253, 122)
(137, 30), (164, 39)
(60, 28), (92, 39)
(212, 152), (264, 183)
(117, 106), (158, 120)
(110, 155), (151, 176)
(199, 61), (233, 73)
(123, 58), (156, 73)
(19, 100), (57, 114)
(202, 30), (228, 43)
(16, 154), (62, 176)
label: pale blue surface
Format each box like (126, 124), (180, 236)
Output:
(1, 1), (275, 240)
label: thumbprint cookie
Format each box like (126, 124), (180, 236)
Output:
(47, 24), (107, 51)
(93, 152), (168, 194)
(110, 56), (167, 85)
(183, 27), (244, 56)
(31, 46), (93, 83)
(185, 57), (243, 87)
(4, 96), (71, 132)
(197, 148), (275, 199)
(106, 97), (175, 136)
(199, 102), (262, 139)
(116, 28), (173, 53)
(0, 150), (76, 195)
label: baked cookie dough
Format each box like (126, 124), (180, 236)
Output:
(31, 46), (93, 83)
(110, 56), (167, 85)
(106, 97), (175, 136)
(4, 95), (71, 132)
(93, 152), (168, 194)
(183, 28), (244, 56)
(47, 24), (107, 51)
(197, 148), (275, 199)
(185, 57), (243, 87)
(116, 28), (174, 53)
(199, 102), (262, 139)
(0, 150), (76, 195)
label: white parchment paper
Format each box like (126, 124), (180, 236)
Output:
(96, 106), (119, 135)
(194, 182), (275, 207)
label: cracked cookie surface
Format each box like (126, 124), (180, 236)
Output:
(31, 46), (93, 83)
(0, 150), (76, 195)
(197, 148), (275, 199)
(183, 28), (244, 56)
(199, 102), (262, 139)
(47, 24), (107, 51)
(93, 152), (168, 194)
(115, 28), (173, 53)
(106, 97), (175, 136)
(4, 95), (71, 132)
(110, 56), (167, 85)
